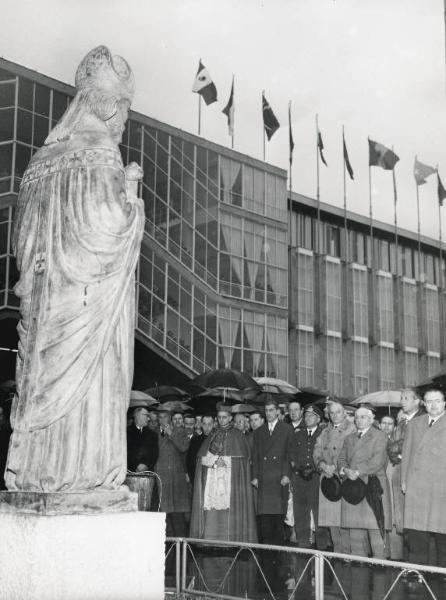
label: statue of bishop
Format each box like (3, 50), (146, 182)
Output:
(5, 46), (145, 493)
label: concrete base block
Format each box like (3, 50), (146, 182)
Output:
(0, 511), (166, 600)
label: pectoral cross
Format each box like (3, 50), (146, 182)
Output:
(34, 252), (46, 273)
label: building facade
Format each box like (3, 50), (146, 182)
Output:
(0, 58), (289, 383)
(289, 193), (446, 397)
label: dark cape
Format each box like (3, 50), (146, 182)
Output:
(190, 424), (257, 543)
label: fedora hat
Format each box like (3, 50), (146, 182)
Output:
(341, 478), (366, 505)
(321, 475), (342, 502)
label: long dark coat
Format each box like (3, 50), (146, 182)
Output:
(252, 421), (293, 515)
(337, 426), (391, 531)
(154, 427), (190, 513)
(401, 413), (446, 534)
(387, 409), (424, 533)
(127, 424), (159, 472)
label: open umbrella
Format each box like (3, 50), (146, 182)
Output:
(190, 387), (245, 414)
(145, 385), (189, 401)
(351, 390), (403, 408)
(158, 400), (192, 413)
(254, 377), (300, 395)
(129, 390), (159, 409)
(189, 369), (260, 393)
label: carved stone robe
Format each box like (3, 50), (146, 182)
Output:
(6, 130), (144, 492)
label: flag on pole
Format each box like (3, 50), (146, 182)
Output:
(317, 129), (327, 166)
(414, 157), (436, 186)
(343, 132), (354, 180)
(438, 172), (446, 206)
(368, 138), (399, 170)
(262, 92), (280, 140)
(192, 60), (217, 105)
(222, 76), (234, 136)
(288, 102), (294, 165)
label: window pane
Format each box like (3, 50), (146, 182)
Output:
(0, 144), (13, 179)
(16, 109), (33, 145)
(52, 91), (69, 121)
(0, 178), (10, 194)
(0, 108), (14, 142)
(15, 143), (32, 178)
(18, 78), (33, 111)
(0, 68), (15, 81)
(0, 82), (15, 108)
(33, 115), (49, 147)
(34, 84), (50, 117)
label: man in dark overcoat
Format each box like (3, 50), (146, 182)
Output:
(289, 404), (325, 548)
(252, 399), (293, 545)
(127, 406), (159, 472)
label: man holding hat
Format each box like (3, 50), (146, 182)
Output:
(313, 401), (356, 553)
(154, 407), (190, 537)
(288, 404), (325, 548)
(337, 405), (391, 558)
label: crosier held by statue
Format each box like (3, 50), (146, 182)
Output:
(5, 46), (145, 493)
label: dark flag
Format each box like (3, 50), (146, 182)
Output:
(438, 172), (446, 207)
(192, 60), (217, 105)
(317, 130), (327, 166)
(262, 92), (280, 140)
(343, 133), (354, 180)
(222, 76), (234, 136)
(368, 138), (399, 170)
(288, 102), (294, 165)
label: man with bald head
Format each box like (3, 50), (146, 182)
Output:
(313, 401), (356, 552)
(338, 406), (391, 558)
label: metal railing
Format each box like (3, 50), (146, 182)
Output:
(165, 537), (446, 600)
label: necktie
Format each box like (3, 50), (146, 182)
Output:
(269, 426), (273, 435)
(358, 431), (363, 439)
(429, 419), (434, 428)
(307, 429), (312, 437)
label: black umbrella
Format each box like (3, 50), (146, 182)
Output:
(189, 369), (260, 394)
(145, 385), (189, 401)
(366, 475), (385, 540)
(190, 387), (245, 414)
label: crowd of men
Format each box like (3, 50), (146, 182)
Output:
(126, 388), (446, 570)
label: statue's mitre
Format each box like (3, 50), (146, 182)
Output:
(75, 45), (134, 102)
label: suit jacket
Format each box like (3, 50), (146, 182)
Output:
(126, 424), (159, 472)
(252, 420), (293, 515)
(338, 426), (391, 530)
(401, 413), (446, 533)
(155, 427), (190, 513)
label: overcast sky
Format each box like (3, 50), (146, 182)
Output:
(2, 0), (445, 238)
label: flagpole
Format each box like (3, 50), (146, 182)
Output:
(416, 172), (421, 278)
(392, 165), (398, 276)
(316, 114), (321, 254)
(231, 75), (235, 149)
(368, 138), (374, 266)
(198, 95), (202, 136)
(343, 126), (349, 263)
(439, 200), (443, 289)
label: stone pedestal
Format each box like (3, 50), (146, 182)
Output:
(0, 497), (166, 600)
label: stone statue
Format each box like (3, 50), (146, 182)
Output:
(5, 46), (145, 493)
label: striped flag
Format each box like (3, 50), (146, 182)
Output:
(368, 139), (399, 170)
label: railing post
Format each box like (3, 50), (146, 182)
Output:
(181, 538), (187, 595)
(314, 552), (324, 600)
(175, 539), (181, 598)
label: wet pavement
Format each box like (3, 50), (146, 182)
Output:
(165, 544), (446, 599)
